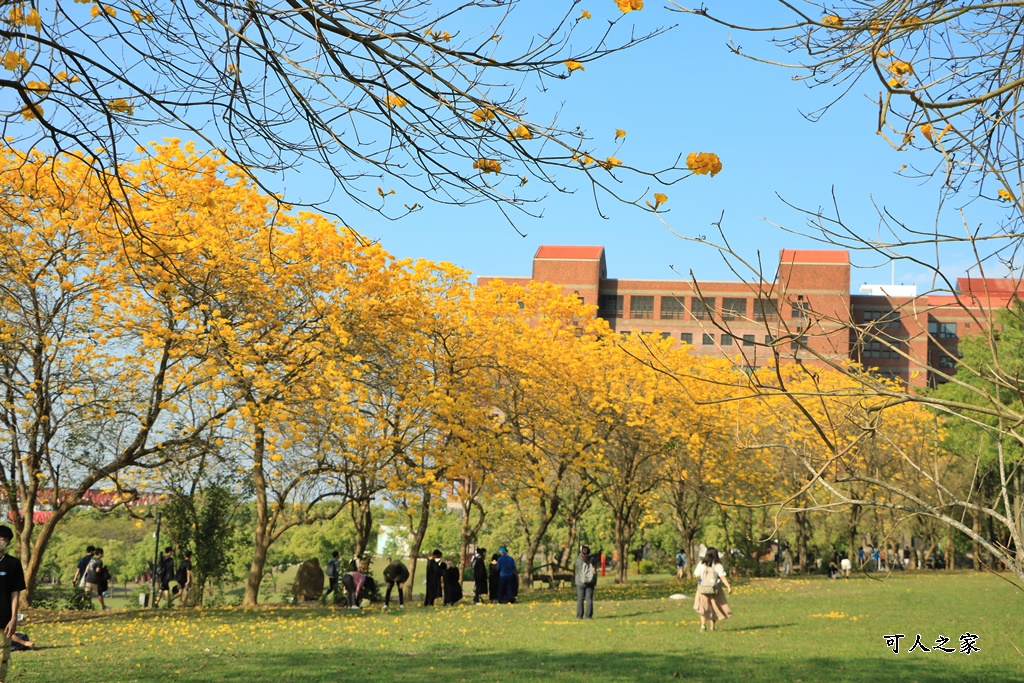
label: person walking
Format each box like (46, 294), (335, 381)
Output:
(693, 547), (732, 632)
(155, 547), (175, 608)
(84, 548), (108, 610)
(496, 547), (517, 604)
(442, 560), (463, 606)
(471, 548), (488, 604)
(0, 526), (26, 683)
(175, 551), (193, 607)
(674, 549), (687, 580)
(574, 545), (597, 619)
(382, 558), (410, 609)
(72, 545), (95, 589)
(323, 551), (341, 602)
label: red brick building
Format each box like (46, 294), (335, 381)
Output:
(478, 246), (1024, 389)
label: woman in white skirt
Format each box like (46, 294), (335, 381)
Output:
(693, 547), (732, 631)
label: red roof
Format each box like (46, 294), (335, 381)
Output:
(778, 249), (849, 264)
(534, 245), (605, 260)
(957, 278), (1024, 295)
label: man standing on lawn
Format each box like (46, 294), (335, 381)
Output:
(0, 525), (26, 683)
(496, 547), (517, 604)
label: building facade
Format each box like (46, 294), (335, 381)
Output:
(477, 245), (1023, 389)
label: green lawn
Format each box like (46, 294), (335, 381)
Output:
(12, 571), (1023, 682)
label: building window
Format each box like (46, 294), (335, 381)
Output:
(764, 335), (774, 345)
(742, 334), (755, 346)
(863, 310), (901, 328)
(721, 334), (733, 346)
(754, 298), (779, 322)
(630, 295), (654, 319)
(680, 332), (693, 345)
(660, 296), (687, 320)
(691, 297), (715, 321)
(937, 354), (957, 369)
(721, 297), (747, 320)
(790, 327), (805, 352)
(702, 333), (714, 345)
(860, 340), (902, 359)
(928, 320), (957, 339)
(791, 296), (809, 319)
(598, 294), (623, 319)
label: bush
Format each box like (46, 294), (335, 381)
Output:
(638, 560), (656, 575)
(64, 587), (93, 611)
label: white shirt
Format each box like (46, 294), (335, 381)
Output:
(694, 562), (726, 579)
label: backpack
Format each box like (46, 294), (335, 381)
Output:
(578, 560), (596, 586)
(675, 553), (686, 568)
(697, 564), (719, 595)
(158, 556), (174, 581)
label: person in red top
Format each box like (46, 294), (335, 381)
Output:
(0, 526), (26, 682)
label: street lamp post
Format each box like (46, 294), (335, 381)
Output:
(150, 512), (161, 608)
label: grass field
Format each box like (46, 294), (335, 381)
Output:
(11, 571), (1023, 682)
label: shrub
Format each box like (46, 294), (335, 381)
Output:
(638, 560), (656, 575)
(64, 587), (93, 611)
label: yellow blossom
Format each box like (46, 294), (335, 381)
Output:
(888, 60), (913, 76)
(108, 98), (135, 115)
(7, 6), (24, 24)
(565, 60), (584, 73)
(686, 151), (722, 177)
(616, 0), (643, 12)
(507, 125), (533, 140)
(600, 156), (622, 170)
(647, 192), (668, 209)
(26, 80), (50, 95)
(919, 124), (933, 143)
(3, 51), (29, 72)
(821, 15), (843, 27)
(386, 93), (408, 108)
(615, 129), (626, 140)
(472, 108), (495, 123)
(20, 103), (42, 120)
(473, 158), (502, 174)
(25, 8), (41, 29)
(55, 71), (81, 83)
(580, 10), (592, 19)
(998, 188), (1014, 202)
(130, 9), (153, 22)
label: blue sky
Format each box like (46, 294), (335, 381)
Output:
(237, 4), (1011, 290)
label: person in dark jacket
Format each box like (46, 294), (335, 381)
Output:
(423, 550), (444, 606)
(471, 547), (488, 604)
(443, 560), (463, 605)
(488, 553), (499, 601)
(382, 559), (410, 609)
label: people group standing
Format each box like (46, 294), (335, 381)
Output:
(575, 545), (597, 619)
(693, 547), (732, 632)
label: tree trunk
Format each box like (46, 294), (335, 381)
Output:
(403, 490), (431, 603)
(847, 503), (861, 565)
(242, 427), (270, 607)
(794, 510), (809, 574)
(613, 513), (632, 584)
(351, 498), (373, 558)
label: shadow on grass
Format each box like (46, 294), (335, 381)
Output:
(151, 647), (1018, 683)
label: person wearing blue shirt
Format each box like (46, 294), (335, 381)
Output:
(496, 547), (517, 604)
